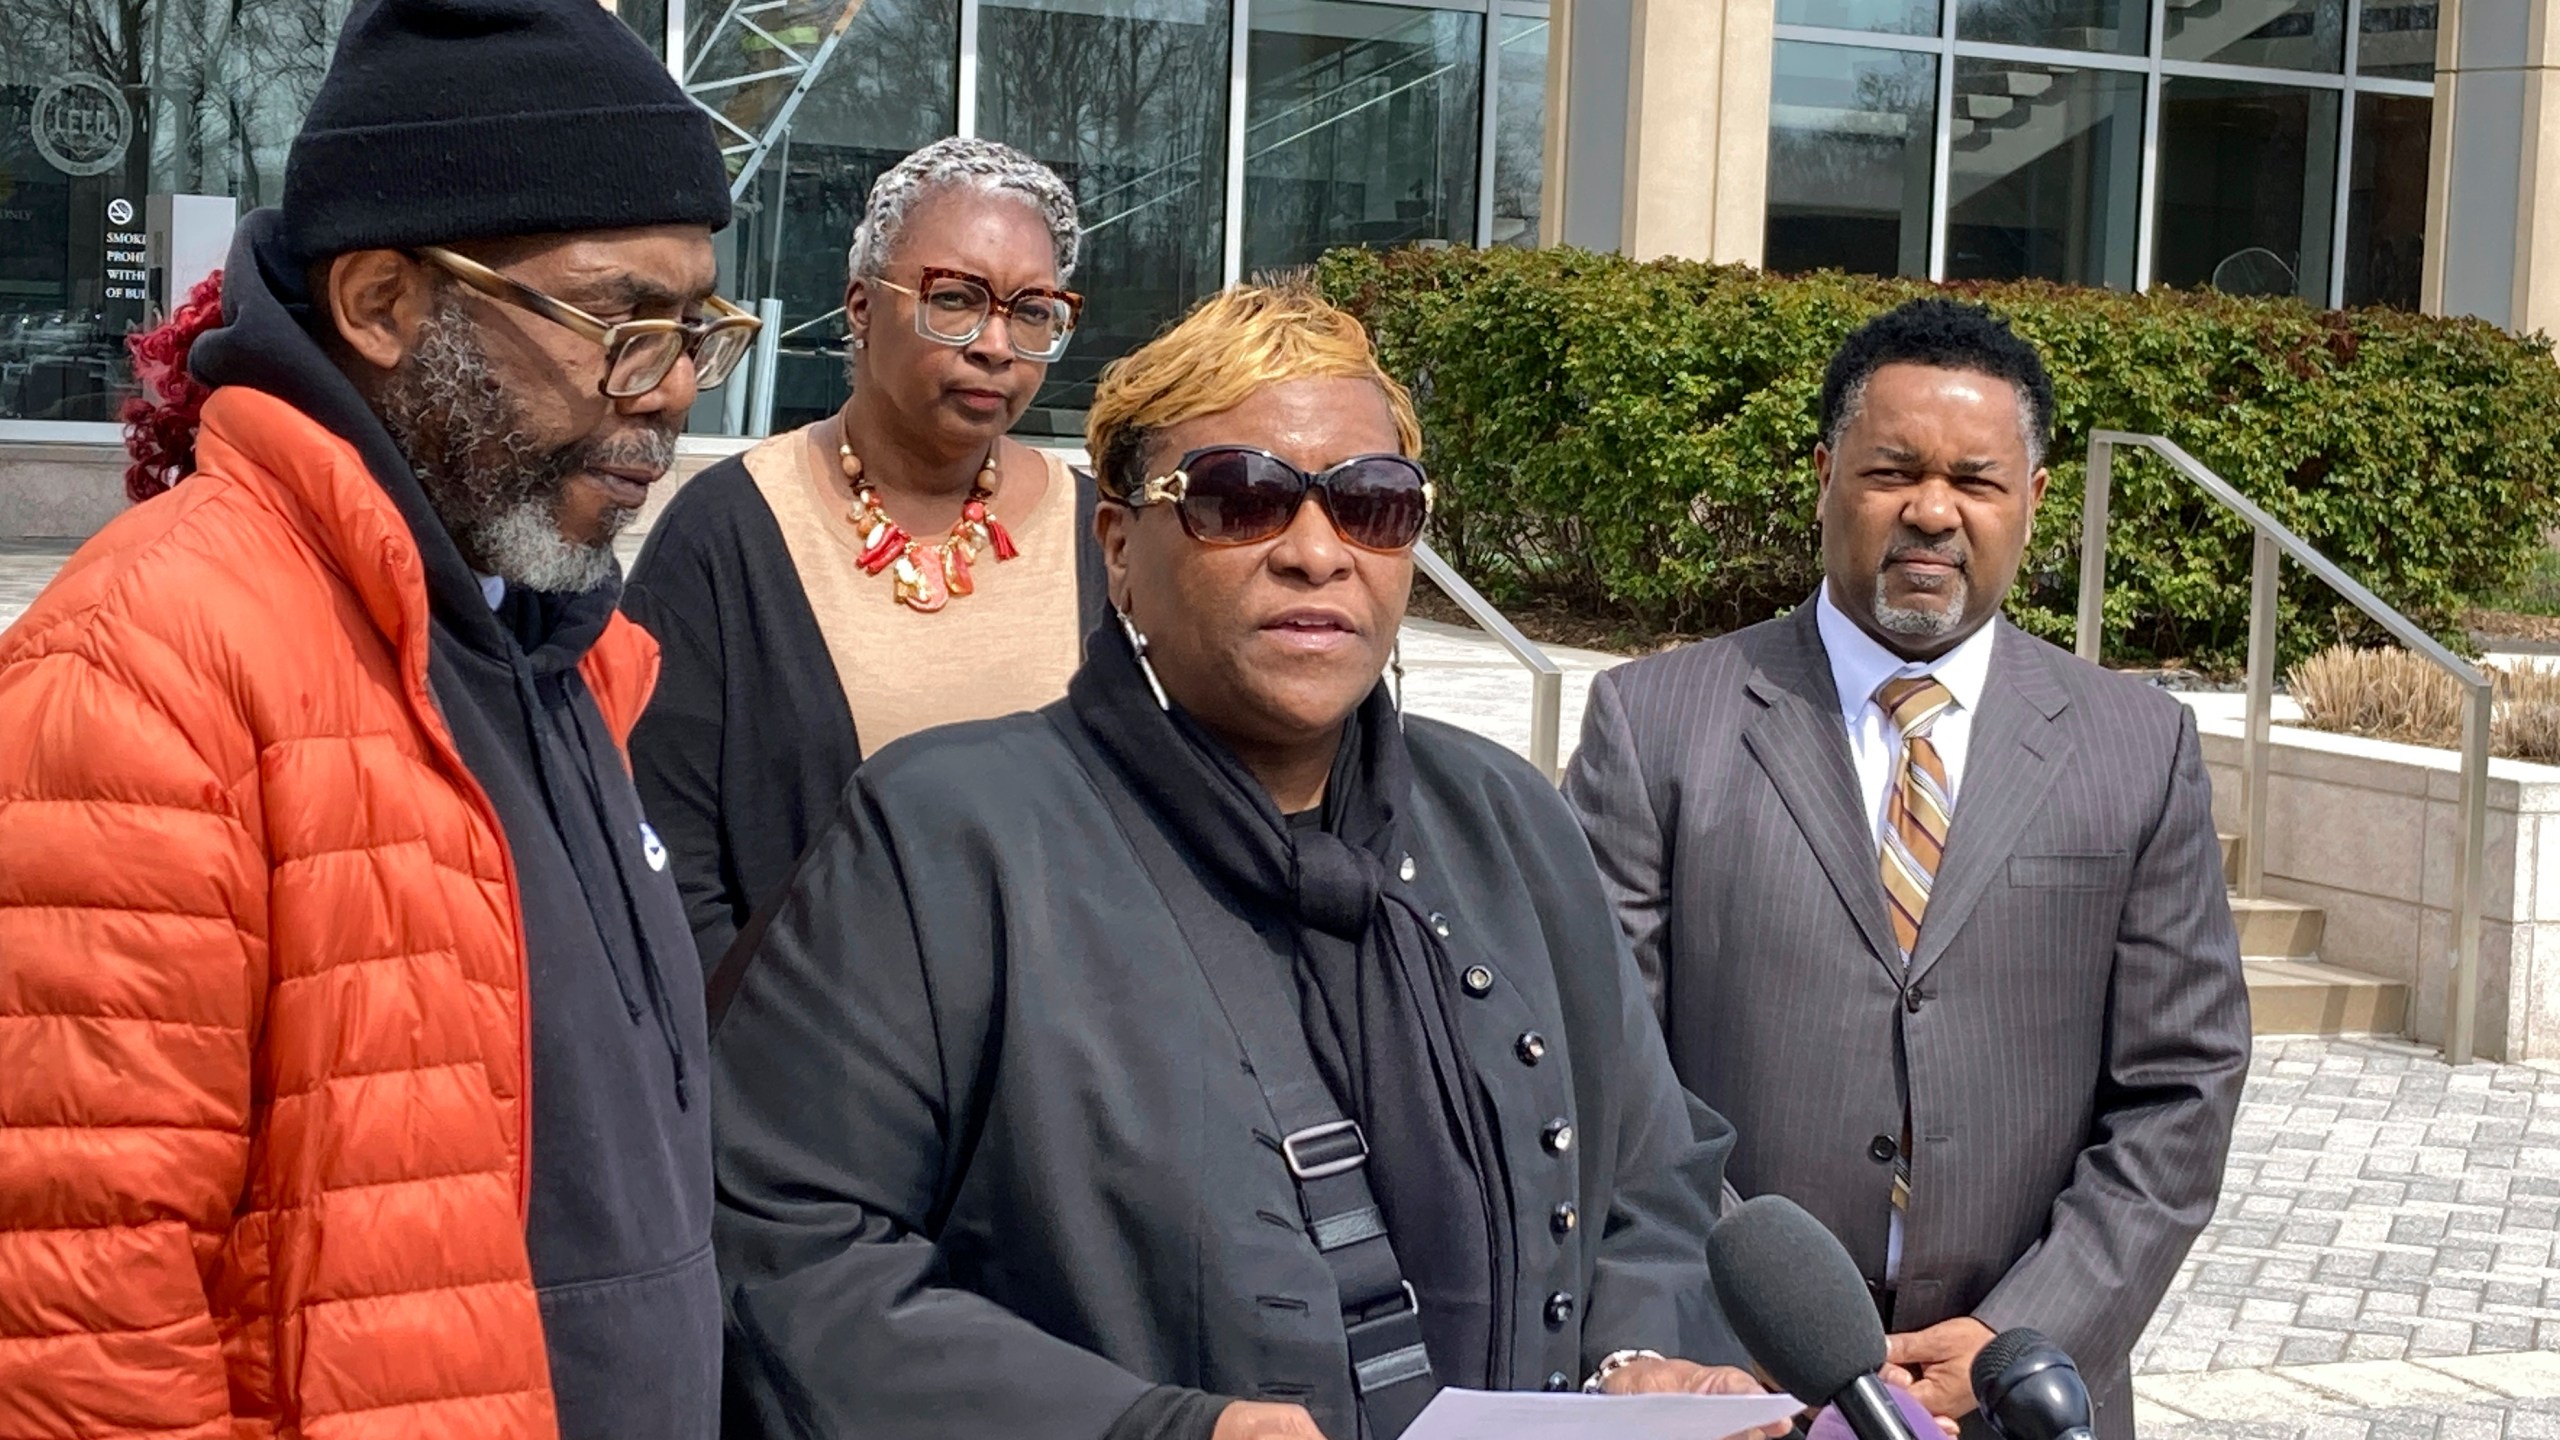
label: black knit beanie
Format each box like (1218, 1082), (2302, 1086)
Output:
(281, 0), (731, 262)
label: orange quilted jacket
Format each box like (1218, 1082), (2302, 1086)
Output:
(0, 387), (658, 1438)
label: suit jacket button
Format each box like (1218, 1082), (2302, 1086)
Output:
(1431, 912), (1453, 939)
(1551, 1201), (1579, 1237)
(1462, 965), (1495, 996)
(1869, 1135), (1899, 1164)
(1545, 1291), (1576, 1328)
(1545, 1372), (1573, 1392)
(1516, 1031), (1548, 1065)
(1543, 1119), (1575, 1154)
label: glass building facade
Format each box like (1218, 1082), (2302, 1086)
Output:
(1765, 0), (2437, 308)
(0, 0), (1543, 437)
(0, 0), (2440, 443)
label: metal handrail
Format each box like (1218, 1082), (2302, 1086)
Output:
(1411, 540), (1564, 780)
(2075, 430), (2493, 1064)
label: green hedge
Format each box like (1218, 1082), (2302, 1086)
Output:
(1317, 245), (2560, 667)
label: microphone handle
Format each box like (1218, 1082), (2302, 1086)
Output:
(1831, 1374), (1925, 1440)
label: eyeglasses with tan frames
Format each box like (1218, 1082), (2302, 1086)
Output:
(868, 267), (1083, 362)
(413, 245), (763, 399)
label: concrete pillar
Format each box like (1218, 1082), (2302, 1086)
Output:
(1543, 0), (1774, 263)
(2425, 0), (2560, 336)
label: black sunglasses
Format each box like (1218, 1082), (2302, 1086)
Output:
(1120, 446), (1433, 553)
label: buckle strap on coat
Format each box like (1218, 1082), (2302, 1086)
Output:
(1053, 715), (1438, 1439)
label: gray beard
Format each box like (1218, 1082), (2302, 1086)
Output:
(374, 292), (664, 595)
(1871, 570), (1970, 640)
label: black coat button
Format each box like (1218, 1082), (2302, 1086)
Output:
(1462, 965), (1495, 997)
(1551, 1202), (1579, 1237)
(1869, 1135), (1899, 1164)
(1430, 912), (1452, 938)
(1543, 1119), (1575, 1154)
(1545, 1291), (1576, 1327)
(1544, 1372), (1572, 1392)
(1515, 1031), (1548, 1065)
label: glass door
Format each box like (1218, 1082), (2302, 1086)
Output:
(1242, 0), (1485, 277)
(979, 0), (1233, 425)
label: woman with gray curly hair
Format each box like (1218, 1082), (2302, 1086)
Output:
(624, 136), (1109, 977)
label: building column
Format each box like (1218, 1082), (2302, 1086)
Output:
(2425, 0), (2560, 335)
(1542, 0), (1774, 264)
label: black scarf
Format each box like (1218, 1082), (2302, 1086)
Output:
(1067, 621), (1515, 1393)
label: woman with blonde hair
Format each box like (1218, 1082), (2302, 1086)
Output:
(624, 135), (1103, 977)
(710, 285), (1765, 1439)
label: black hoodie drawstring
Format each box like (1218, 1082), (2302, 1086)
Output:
(563, 701), (694, 1112)
(507, 652), (693, 1111)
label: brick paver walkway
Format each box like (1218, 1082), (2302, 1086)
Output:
(2136, 1037), (2560, 1439)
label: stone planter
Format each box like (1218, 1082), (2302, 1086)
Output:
(2180, 695), (2560, 1062)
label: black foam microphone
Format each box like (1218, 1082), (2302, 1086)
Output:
(1706, 1196), (1923, 1440)
(1971, 1328), (2094, 1440)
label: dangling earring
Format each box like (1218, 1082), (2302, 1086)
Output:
(1390, 638), (1407, 730)
(1118, 608), (1170, 711)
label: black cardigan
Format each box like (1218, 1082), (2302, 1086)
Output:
(621, 449), (1108, 979)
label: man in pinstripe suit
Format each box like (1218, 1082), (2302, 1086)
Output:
(1564, 299), (2249, 1440)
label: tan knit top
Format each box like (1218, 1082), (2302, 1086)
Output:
(744, 423), (1084, 756)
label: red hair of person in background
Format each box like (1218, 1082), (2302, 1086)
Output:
(119, 270), (225, 503)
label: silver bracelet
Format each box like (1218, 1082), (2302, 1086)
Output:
(1582, 1348), (1666, 1394)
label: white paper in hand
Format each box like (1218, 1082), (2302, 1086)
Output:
(1400, 1387), (1805, 1439)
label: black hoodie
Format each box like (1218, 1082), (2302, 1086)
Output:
(192, 210), (719, 1438)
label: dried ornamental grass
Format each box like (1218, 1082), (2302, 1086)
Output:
(2288, 645), (2464, 747)
(2287, 644), (2560, 763)
(2497, 663), (2560, 764)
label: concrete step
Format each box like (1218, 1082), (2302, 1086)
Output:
(2232, 894), (2325, 960)
(2220, 832), (2240, 887)
(2245, 958), (2410, 1037)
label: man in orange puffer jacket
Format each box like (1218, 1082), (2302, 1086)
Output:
(0, 2), (753, 1435)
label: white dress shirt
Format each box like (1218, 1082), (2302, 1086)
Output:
(1811, 585), (1999, 1284)
(1814, 586), (1998, 848)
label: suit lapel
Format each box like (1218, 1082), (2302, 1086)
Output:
(1906, 622), (2072, 986)
(1741, 604), (1902, 979)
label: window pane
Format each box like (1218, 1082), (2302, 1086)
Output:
(2344, 92), (2429, 307)
(2152, 78), (2340, 304)
(1945, 61), (2143, 287)
(983, 0), (1231, 423)
(1, 0), (347, 422)
(1957, 0), (2145, 57)
(1491, 12), (1548, 249)
(2165, 0), (2344, 73)
(617, 0), (669, 61)
(1764, 42), (1937, 278)
(1777, 0), (1939, 39)
(1244, 1), (1485, 274)
(708, 0), (960, 435)
(2357, 0), (2439, 79)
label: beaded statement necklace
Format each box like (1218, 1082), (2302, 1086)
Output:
(839, 441), (1019, 613)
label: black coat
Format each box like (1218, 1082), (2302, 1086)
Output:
(711, 705), (1747, 1439)
(621, 452), (1107, 979)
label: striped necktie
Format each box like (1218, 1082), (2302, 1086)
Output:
(1876, 675), (1955, 963)
(1876, 673), (1953, 1223)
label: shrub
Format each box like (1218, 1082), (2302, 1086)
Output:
(2288, 644), (2560, 763)
(1317, 246), (2560, 667)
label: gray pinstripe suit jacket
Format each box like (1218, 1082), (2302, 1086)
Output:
(1564, 601), (2250, 1438)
